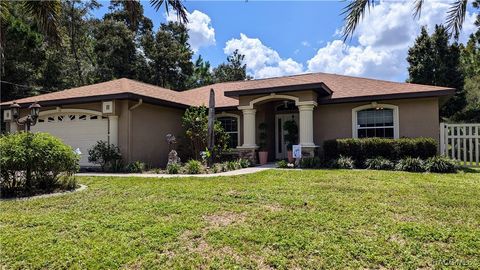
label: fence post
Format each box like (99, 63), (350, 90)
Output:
(440, 123), (445, 156)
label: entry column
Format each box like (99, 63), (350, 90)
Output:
(298, 104), (317, 157)
(238, 108), (258, 163)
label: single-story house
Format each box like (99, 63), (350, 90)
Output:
(1, 72), (454, 167)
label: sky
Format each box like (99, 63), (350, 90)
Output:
(92, 0), (478, 82)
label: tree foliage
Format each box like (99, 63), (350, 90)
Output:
(213, 49), (251, 83)
(407, 25), (466, 119)
(181, 106), (230, 160)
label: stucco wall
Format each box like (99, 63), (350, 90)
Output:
(130, 103), (185, 167)
(314, 97), (440, 146)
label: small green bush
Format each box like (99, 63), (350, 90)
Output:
(185, 160), (203, 174)
(0, 132), (79, 197)
(395, 157), (425, 172)
(126, 161), (145, 173)
(300, 157), (322, 169)
(238, 158), (250, 168)
(88, 140), (122, 172)
(225, 160), (241, 171)
(423, 156), (458, 173)
(365, 157), (395, 170)
(331, 155), (355, 169)
(166, 163), (180, 174)
(276, 160), (288, 168)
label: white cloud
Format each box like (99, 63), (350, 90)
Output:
(167, 10), (215, 52)
(224, 33), (304, 78)
(306, 1), (478, 81)
(223, 1), (477, 81)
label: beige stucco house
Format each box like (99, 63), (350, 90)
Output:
(1, 72), (454, 167)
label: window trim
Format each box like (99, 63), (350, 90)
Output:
(352, 103), (399, 139)
(216, 113), (241, 147)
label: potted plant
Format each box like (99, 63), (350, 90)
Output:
(258, 122), (268, 165)
(283, 119), (298, 163)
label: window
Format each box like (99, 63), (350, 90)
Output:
(218, 116), (239, 148)
(353, 104), (399, 139)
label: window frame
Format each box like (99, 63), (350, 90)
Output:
(216, 113), (241, 148)
(352, 103), (399, 139)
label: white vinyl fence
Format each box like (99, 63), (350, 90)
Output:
(440, 123), (480, 167)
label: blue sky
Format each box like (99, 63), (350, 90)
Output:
(92, 1), (478, 82)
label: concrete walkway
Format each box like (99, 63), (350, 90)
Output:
(77, 163), (276, 178)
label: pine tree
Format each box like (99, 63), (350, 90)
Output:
(407, 25), (465, 119)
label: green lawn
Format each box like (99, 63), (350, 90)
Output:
(1, 170), (480, 269)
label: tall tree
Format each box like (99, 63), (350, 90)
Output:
(144, 21), (193, 90)
(187, 55), (213, 88)
(212, 50), (251, 83)
(407, 25), (466, 119)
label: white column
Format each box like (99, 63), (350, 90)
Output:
(108, 115), (119, 146)
(239, 108), (257, 148)
(298, 104), (316, 147)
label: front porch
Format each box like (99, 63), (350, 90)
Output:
(231, 89), (327, 164)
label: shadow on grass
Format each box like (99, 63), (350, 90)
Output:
(459, 167), (480, 173)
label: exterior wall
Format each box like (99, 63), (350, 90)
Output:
(130, 103), (185, 167)
(314, 97), (440, 147)
(238, 90), (318, 107)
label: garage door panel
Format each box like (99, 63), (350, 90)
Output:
(32, 113), (108, 166)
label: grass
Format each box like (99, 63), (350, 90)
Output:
(1, 169), (480, 269)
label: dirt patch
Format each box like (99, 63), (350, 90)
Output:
(262, 204), (284, 212)
(203, 212), (246, 228)
(388, 234), (406, 245)
(392, 212), (418, 222)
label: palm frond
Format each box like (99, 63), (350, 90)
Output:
(0, 0), (10, 20)
(412, 0), (424, 18)
(150, 0), (188, 23)
(22, 0), (61, 42)
(341, 0), (375, 41)
(445, 0), (468, 39)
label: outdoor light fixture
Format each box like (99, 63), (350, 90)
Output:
(9, 102), (42, 131)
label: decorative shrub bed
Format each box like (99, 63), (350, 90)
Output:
(0, 132), (79, 198)
(323, 137), (437, 166)
(275, 137), (458, 173)
(162, 158), (251, 175)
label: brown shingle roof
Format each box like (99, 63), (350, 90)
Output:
(1, 78), (191, 107)
(182, 72), (454, 107)
(1, 72), (454, 108)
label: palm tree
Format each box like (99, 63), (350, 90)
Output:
(342, 0), (470, 40)
(121, 0), (188, 31)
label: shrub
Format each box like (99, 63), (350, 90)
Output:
(88, 140), (122, 172)
(185, 160), (203, 174)
(300, 157), (322, 169)
(0, 132), (79, 197)
(395, 157), (425, 172)
(166, 163), (180, 174)
(331, 155), (355, 169)
(365, 157), (395, 170)
(324, 137), (437, 165)
(238, 158), (250, 168)
(126, 161), (145, 173)
(276, 160), (288, 168)
(423, 156), (458, 173)
(226, 160), (241, 171)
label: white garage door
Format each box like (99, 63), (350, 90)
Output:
(31, 113), (109, 166)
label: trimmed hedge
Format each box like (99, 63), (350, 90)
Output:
(324, 137), (437, 166)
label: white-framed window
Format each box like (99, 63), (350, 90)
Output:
(352, 103), (399, 139)
(217, 113), (240, 148)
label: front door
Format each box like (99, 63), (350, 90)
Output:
(275, 113), (299, 159)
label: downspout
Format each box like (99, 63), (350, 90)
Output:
(127, 99), (143, 162)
